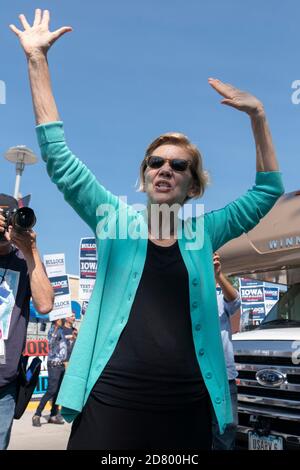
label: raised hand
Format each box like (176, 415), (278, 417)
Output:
(208, 78), (264, 117)
(213, 252), (222, 279)
(9, 9), (72, 58)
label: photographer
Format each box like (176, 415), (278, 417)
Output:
(0, 193), (54, 450)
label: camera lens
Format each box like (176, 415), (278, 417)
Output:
(12, 208), (36, 231)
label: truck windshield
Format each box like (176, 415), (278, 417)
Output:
(259, 283), (300, 329)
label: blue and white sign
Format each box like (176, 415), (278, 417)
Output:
(79, 237), (98, 302)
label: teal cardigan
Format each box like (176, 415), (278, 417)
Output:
(36, 122), (284, 433)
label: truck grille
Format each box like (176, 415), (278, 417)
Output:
(233, 339), (300, 445)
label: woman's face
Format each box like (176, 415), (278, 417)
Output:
(143, 144), (196, 206)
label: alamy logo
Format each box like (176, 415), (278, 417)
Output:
(94, 198), (205, 251)
(0, 81), (6, 104)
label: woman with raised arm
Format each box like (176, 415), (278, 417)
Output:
(10, 9), (283, 450)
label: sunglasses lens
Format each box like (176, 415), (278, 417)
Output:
(147, 156), (164, 168)
(147, 156), (189, 171)
(171, 160), (189, 171)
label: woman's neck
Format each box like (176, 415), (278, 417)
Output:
(147, 203), (180, 242)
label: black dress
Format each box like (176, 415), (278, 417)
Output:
(67, 241), (212, 450)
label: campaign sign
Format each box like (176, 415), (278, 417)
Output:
(264, 287), (279, 302)
(79, 279), (95, 302)
(24, 339), (49, 356)
(242, 303), (265, 325)
(241, 286), (264, 303)
(80, 260), (97, 279)
(48, 275), (72, 321)
(51, 297), (72, 321)
(43, 253), (66, 277)
(80, 238), (97, 259)
(50, 275), (70, 296)
(240, 278), (265, 287)
(79, 237), (97, 302)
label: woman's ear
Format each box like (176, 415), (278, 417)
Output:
(187, 182), (197, 198)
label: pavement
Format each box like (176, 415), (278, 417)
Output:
(8, 406), (72, 450)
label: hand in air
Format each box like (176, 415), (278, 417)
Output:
(208, 78), (264, 117)
(10, 9), (72, 58)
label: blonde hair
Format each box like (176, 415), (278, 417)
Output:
(137, 132), (209, 203)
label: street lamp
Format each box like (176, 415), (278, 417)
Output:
(4, 146), (38, 200)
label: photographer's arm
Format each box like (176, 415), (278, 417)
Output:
(6, 228), (54, 314)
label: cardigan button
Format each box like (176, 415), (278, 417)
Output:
(198, 348), (205, 356)
(195, 324), (202, 331)
(215, 397), (222, 405)
(192, 279), (198, 286)
(205, 372), (212, 379)
(192, 301), (198, 309)
(133, 272), (138, 279)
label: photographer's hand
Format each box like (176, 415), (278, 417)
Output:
(0, 210), (6, 236)
(5, 227), (37, 256)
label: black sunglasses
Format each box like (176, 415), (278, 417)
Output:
(146, 155), (192, 172)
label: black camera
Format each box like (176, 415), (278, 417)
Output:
(0, 207), (36, 240)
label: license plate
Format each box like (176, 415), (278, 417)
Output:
(248, 431), (283, 450)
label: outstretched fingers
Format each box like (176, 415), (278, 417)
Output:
(18, 14), (31, 30)
(33, 9), (42, 26)
(9, 24), (22, 37)
(51, 26), (73, 43)
(220, 99), (239, 109)
(42, 10), (50, 27)
(208, 78), (235, 99)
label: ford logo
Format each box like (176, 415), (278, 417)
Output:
(255, 369), (286, 387)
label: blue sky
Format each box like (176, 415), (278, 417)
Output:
(0, 0), (299, 274)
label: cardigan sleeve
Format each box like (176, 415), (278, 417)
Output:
(36, 121), (120, 233)
(205, 172), (284, 252)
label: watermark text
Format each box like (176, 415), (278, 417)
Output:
(0, 80), (6, 104)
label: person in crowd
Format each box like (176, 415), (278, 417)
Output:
(62, 314), (78, 364)
(32, 318), (67, 426)
(0, 194), (54, 449)
(212, 252), (241, 450)
(11, 9), (284, 449)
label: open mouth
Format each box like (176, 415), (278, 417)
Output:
(154, 180), (173, 192)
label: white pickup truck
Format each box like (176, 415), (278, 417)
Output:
(220, 190), (300, 450)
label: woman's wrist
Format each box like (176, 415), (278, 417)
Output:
(27, 49), (48, 63)
(249, 104), (265, 120)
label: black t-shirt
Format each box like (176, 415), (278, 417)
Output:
(92, 240), (207, 410)
(0, 248), (31, 388)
